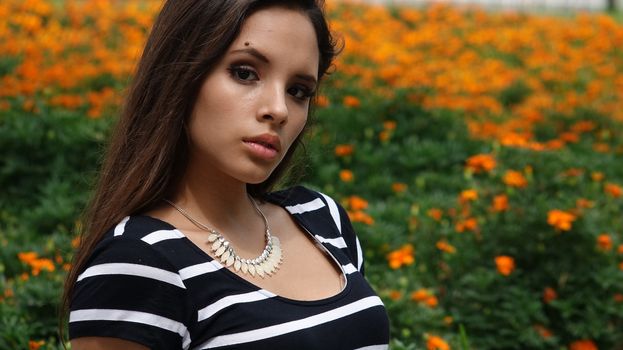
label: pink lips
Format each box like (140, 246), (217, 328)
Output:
(243, 134), (282, 160)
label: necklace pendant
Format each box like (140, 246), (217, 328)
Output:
(234, 259), (242, 272)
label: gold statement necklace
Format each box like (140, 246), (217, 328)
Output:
(165, 197), (283, 278)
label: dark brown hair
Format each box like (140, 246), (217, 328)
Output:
(59, 0), (338, 343)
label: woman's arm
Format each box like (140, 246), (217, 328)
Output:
(71, 337), (150, 350)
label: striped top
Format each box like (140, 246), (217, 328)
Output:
(69, 186), (390, 349)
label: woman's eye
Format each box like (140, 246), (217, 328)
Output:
(229, 65), (258, 82)
(288, 85), (314, 100)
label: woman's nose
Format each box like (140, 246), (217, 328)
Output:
(257, 83), (288, 125)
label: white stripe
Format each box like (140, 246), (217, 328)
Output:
(70, 308), (191, 349)
(356, 236), (364, 271)
(141, 229), (185, 244)
(319, 192), (341, 233)
(314, 235), (347, 249)
(198, 290), (276, 321)
(343, 263), (358, 274)
(76, 263), (186, 289)
(285, 198), (325, 215)
(354, 345), (389, 350)
(179, 261), (222, 280)
(113, 216), (130, 236)
(198, 296), (384, 349)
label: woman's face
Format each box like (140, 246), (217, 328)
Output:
(187, 6), (319, 185)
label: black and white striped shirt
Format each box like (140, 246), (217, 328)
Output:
(69, 186), (390, 349)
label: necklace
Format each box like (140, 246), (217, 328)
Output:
(164, 197), (283, 278)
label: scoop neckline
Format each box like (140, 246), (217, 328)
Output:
(137, 209), (352, 306)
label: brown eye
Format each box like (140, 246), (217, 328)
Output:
(229, 65), (258, 82)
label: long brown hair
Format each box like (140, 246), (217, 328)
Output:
(59, 0), (338, 343)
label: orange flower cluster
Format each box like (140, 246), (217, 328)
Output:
(391, 182), (408, 193)
(503, 170), (528, 188)
(596, 234), (612, 251)
(329, 2), (623, 152)
(455, 217), (478, 233)
(436, 240), (456, 254)
(18, 251), (55, 276)
(427, 208), (443, 221)
(465, 153), (496, 173)
(491, 194), (509, 212)
(0, 0), (162, 117)
(339, 169), (354, 182)
(346, 195), (374, 225)
(426, 335), (450, 350)
(569, 339), (598, 350)
(334, 144), (354, 157)
(387, 244), (415, 269)
(411, 288), (438, 307)
(604, 183), (623, 198)
(543, 287), (558, 303)
(547, 209), (577, 231)
(494, 255), (515, 276)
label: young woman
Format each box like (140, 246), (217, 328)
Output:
(61, 1), (390, 349)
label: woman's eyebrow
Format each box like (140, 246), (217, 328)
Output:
(229, 47), (318, 86)
(229, 47), (269, 63)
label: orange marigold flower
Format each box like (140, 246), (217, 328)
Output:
(4, 288), (14, 298)
(29, 340), (45, 350)
(18, 252), (38, 264)
(31, 258), (55, 276)
(388, 290), (402, 301)
(575, 198), (594, 209)
(334, 144), (354, 157)
(571, 120), (596, 133)
(391, 182), (407, 193)
(436, 240), (456, 254)
(383, 120), (397, 130)
(614, 293), (623, 303)
(425, 295), (439, 307)
(459, 189), (478, 203)
(315, 94), (329, 107)
(492, 194), (509, 212)
(597, 234), (613, 251)
(71, 236), (81, 248)
(563, 168), (584, 177)
(339, 169), (354, 182)
(503, 170), (528, 188)
(343, 95), (361, 108)
(348, 211), (374, 226)
(618, 244), (623, 254)
(411, 289), (430, 302)
(465, 154), (496, 173)
(387, 244), (414, 269)
(455, 217), (478, 233)
(604, 183), (623, 198)
(591, 172), (604, 182)
(543, 287), (557, 303)
(427, 208), (443, 221)
(379, 130), (391, 142)
(560, 132), (580, 143)
(495, 255), (515, 276)
(348, 196), (369, 211)
(547, 210), (576, 231)
(569, 339), (598, 350)
(443, 316), (453, 325)
(619, 261), (623, 271)
(593, 142), (610, 153)
(533, 324), (553, 338)
(426, 335), (450, 350)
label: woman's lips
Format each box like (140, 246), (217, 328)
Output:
(243, 134), (281, 160)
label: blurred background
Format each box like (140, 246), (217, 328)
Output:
(1, 0), (622, 349)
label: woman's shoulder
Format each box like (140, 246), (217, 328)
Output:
(85, 215), (193, 272)
(265, 185), (342, 212)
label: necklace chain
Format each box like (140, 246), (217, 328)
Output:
(164, 196), (283, 278)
